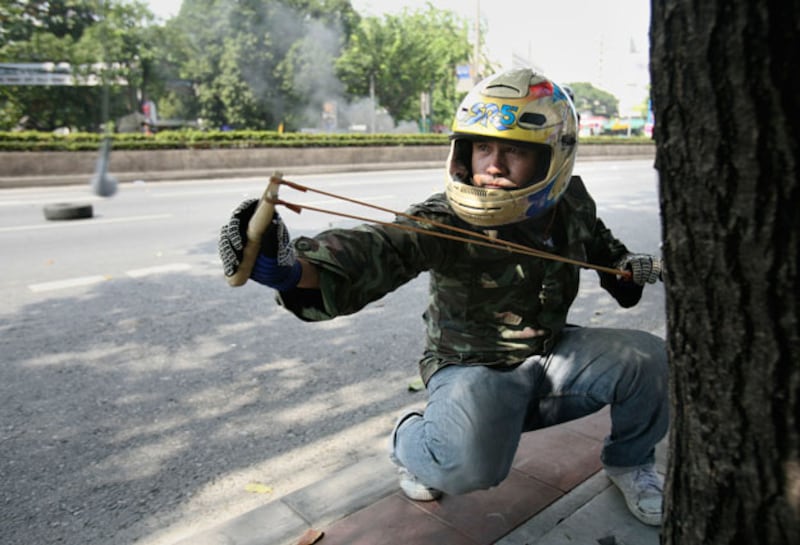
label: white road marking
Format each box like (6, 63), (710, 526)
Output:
(126, 263), (192, 278)
(29, 275), (111, 293)
(0, 196), (104, 207)
(29, 263), (193, 292)
(0, 214), (173, 233)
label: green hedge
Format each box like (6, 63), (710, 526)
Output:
(0, 130), (451, 151)
(0, 130), (654, 152)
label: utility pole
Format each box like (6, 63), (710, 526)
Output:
(369, 73), (376, 134)
(473, 0), (481, 83)
(91, 0), (118, 198)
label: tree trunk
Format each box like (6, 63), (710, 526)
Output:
(650, 1), (799, 543)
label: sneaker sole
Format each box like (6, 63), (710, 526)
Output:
(399, 480), (442, 502)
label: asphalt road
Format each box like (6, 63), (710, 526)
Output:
(0, 160), (666, 545)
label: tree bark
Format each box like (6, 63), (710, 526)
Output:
(650, 1), (799, 543)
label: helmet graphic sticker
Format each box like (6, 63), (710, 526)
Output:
(461, 103), (519, 132)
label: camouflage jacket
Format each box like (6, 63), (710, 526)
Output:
(278, 176), (642, 384)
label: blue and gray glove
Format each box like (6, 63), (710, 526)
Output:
(218, 199), (302, 290)
(616, 253), (663, 285)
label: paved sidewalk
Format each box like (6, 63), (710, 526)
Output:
(174, 408), (666, 545)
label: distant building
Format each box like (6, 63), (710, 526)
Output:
(579, 113), (608, 137)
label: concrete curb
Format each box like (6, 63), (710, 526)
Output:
(0, 161), (444, 189)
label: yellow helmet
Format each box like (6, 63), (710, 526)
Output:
(446, 68), (578, 227)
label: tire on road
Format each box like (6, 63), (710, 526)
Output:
(43, 202), (94, 221)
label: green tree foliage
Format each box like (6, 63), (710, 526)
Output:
(73, 1), (160, 118)
(1, 0), (94, 129)
(0, 1), (96, 49)
(565, 81), (619, 117)
(335, 4), (472, 128)
(164, 0), (359, 130)
(2, 1), (624, 135)
(0, 0), (160, 131)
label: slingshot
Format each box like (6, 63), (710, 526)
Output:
(266, 175), (632, 280)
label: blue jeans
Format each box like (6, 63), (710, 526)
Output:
(393, 327), (669, 495)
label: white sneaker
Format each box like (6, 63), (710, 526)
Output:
(389, 411), (442, 502)
(606, 465), (664, 526)
(397, 466), (442, 501)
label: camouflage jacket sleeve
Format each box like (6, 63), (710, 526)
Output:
(276, 195), (456, 321)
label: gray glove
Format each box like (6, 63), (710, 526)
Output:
(219, 198), (258, 278)
(218, 199), (301, 290)
(616, 254), (663, 285)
